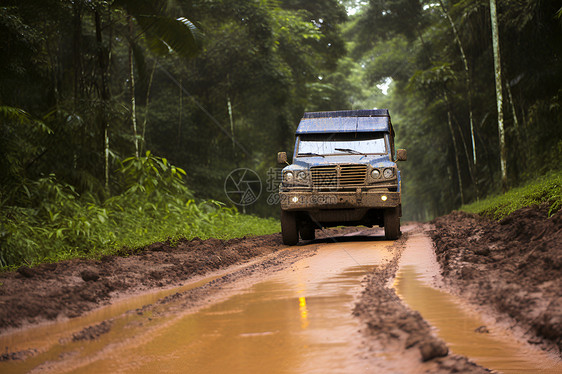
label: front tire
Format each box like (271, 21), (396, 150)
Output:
(384, 207), (401, 240)
(281, 210), (299, 245)
(300, 225), (315, 241)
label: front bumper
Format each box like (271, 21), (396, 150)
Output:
(279, 190), (400, 211)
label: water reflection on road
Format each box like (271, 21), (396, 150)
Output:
(83, 240), (392, 374)
(394, 233), (562, 374)
(3, 231), (560, 374)
(1, 236), (394, 373)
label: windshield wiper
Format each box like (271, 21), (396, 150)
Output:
(335, 148), (364, 155)
(297, 152), (325, 158)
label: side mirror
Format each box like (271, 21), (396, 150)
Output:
(397, 149), (407, 161)
(277, 151), (288, 164)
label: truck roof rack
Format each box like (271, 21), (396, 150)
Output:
(302, 109), (389, 119)
(297, 109), (394, 136)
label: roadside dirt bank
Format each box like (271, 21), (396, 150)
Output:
(0, 228), (353, 333)
(353, 229), (489, 373)
(430, 204), (562, 357)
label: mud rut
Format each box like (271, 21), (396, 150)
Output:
(1, 226), (561, 373)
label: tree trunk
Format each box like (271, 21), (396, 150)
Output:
(505, 78), (531, 170)
(72, 1), (83, 110)
(128, 16), (139, 158)
(452, 113), (477, 191)
(176, 76), (183, 150)
(227, 96), (235, 152)
(141, 61), (157, 155)
(438, 0), (477, 166)
(95, 8), (111, 192)
(445, 92), (464, 205)
(71, 1), (84, 174)
(489, 0), (507, 190)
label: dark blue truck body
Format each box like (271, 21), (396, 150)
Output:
(278, 110), (406, 244)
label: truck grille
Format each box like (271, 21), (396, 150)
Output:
(310, 164), (367, 188)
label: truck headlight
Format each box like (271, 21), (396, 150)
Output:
(371, 169), (381, 179)
(284, 171), (294, 182)
(383, 168), (394, 179)
(297, 171), (307, 181)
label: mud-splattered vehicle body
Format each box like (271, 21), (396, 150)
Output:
(277, 110), (406, 245)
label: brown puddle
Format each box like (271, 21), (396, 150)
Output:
(0, 238), (394, 373)
(0, 272), (225, 353)
(0, 251), (299, 364)
(0, 273), (227, 374)
(394, 233), (562, 373)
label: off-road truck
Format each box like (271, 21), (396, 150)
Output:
(277, 109), (406, 245)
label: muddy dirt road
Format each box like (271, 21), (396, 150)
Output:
(1, 207), (561, 373)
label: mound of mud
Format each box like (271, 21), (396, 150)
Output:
(430, 204), (562, 354)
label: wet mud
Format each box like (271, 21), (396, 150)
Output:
(1, 206), (560, 373)
(395, 233), (562, 373)
(44, 238), (392, 374)
(353, 230), (489, 373)
(0, 243), (319, 372)
(0, 231), (399, 373)
(430, 204), (562, 355)
(0, 228), (355, 332)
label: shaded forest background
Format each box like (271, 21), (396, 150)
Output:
(1, 0), (561, 266)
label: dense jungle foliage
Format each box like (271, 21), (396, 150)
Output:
(1, 0), (561, 267)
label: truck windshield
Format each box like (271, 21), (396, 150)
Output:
(297, 133), (386, 156)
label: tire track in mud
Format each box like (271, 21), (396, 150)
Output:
(353, 228), (489, 373)
(1, 229), (396, 373)
(0, 244), (320, 368)
(2, 227), (488, 374)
